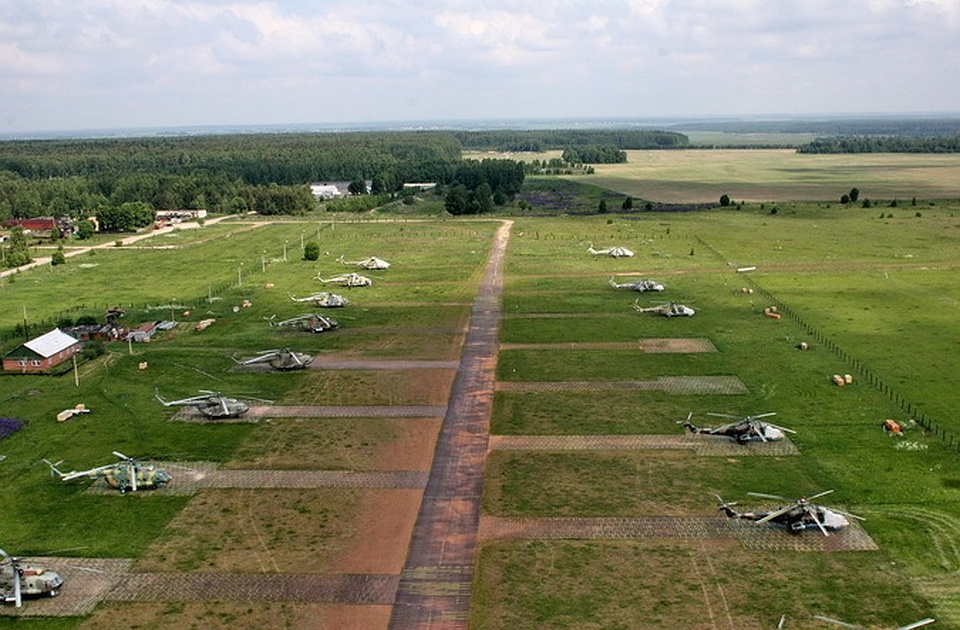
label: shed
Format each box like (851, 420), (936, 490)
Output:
(2, 328), (80, 372)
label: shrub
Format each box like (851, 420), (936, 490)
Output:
(0, 417), (26, 441)
(303, 241), (320, 261)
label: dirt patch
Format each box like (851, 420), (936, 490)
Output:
(135, 489), (362, 574)
(332, 489), (424, 574)
(76, 602), (392, 630)
(227, 418), (441, 471)
(282, 369), (456, 406)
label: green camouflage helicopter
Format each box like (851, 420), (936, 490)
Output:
(1, 548), (63, 607)
(44, 451), (172, 493)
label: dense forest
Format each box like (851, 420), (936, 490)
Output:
(0, 129), (688, 226)
(797, 134), (960, 153)
(453, 129), (688, 152)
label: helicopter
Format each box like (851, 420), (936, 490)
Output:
(1, 548), (63, 606)
(633, 300), (696, 317)
(588, 243), (634, 257)
(315, 272), (373, 287)
(609, 276), (664, 292)
(813, 615), (935, 630)
(44, 451), (172, 493)
(237, 348), (314, 371)
(267, 313), (339, 333)
(336, 255), (391, 270)
(680, 412), (795, 443)
(716, 490), (864, 535)
(155, 390), (269, 419)
(289, 292), (350, 308)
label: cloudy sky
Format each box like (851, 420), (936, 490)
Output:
(2, 0), (959, 134)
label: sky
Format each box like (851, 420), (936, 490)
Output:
(2, 0), (959, 134)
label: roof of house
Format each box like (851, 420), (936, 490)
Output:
(2, 218), (57, 230)
(23, 328), (79, 358)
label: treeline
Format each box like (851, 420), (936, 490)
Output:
(444, 159), (525, 215)
(0, 132), (463, 221)
(797, 135), (960, 153)
(561, 146), (627, 164)
(453, 129), (688, 152)
(0, 132), (462, 184)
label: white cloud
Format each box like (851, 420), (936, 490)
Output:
(0, 0), (958, 131)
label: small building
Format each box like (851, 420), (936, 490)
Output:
(1, 217), (76, 238)
(310, 183), (345, 200)
(126, 322), (158, 343)
(62, 324), (122, 342)
(155, 209), (207, 221)
(2, 328), (80, 372)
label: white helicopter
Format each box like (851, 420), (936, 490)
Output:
(315, 272), (373, 287)
(44, 451), (172, 493)
(1, 549), (63, 606)
(717, 490), (864, 536)
(680, 412), (795, 443)
(237, 348), (314, 371)
(156, 390), (269, 419)
(337, 255), (390, 270)
(288, 292), (350, 308)
(813, 615), (935, 630)
(633, 300), (695, 317)
(588, 243), (634, 257)
(609, 276), (664, 292)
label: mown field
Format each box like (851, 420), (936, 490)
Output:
(476, 202), (960, 630)
(0, 220), (496, 630)
(2, 151), (960, 629)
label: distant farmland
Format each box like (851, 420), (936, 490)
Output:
(572, 149), (960, 203)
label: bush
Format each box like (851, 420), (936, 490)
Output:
(719, 194), (731, 207)
(51, 245), (66, 266)
(0, 417), (26, 441)
(303, 241), (320, 261)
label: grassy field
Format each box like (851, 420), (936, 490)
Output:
(479, 201), (960, 630)
(579, 149), (960, 203)
(3, 160), (960, 628)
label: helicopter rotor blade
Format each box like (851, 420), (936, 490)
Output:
(809, 507), (830, 536)
(112, 451), (132, 461)
(897, 619), (937, 630)
(830, 507), (866, 522)
(812, 615), (868, 630)
(766, 423), (797, 434)
(755, 504), (796, 524)
(809, 489), (835, 501)
(13, 562), (21, 608)
(748, 492), (792, 502)
(749, 412), (777, 420)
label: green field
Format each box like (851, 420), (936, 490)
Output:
(3, 159), (960, 629)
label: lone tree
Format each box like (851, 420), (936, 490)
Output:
(51, 244), (66, 266)
(303, 241), (320, 261)
(849, 187), (860, 202)
(622, 196), (634, 210)
(719, 194), (731, 207)
(3, 226), (32, 268)
(598, 199), (608, 214)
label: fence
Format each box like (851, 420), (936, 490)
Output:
(694, 235), (958, 452)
